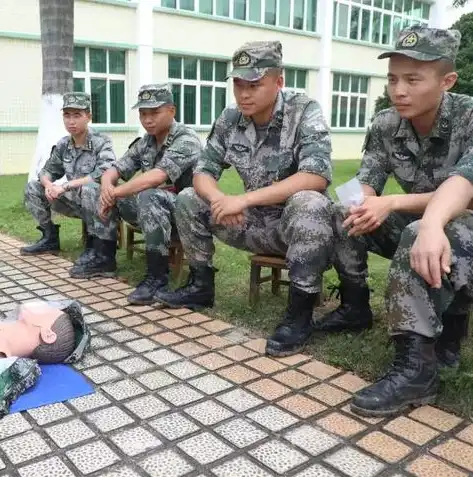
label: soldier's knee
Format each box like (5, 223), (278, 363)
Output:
(136, 188), (162, 206)
(176, 187), (200, 212)
(24, 180), (44, 200)
(81, 182), (100, 201)
(399, 220), (421, 246)
(286, 190), (331, 216)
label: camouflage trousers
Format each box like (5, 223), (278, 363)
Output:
(386, 213), (473, 338)
(24, 181), (114, 240)
(175, 188), (334, 294)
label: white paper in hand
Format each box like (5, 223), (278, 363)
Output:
(335, 178), (365, 208)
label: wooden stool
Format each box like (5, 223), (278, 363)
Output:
(249, 254), (323, 307)
(81, 220), (123, 249)
(124, 222), (186, 280)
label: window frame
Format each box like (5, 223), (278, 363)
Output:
(283, 67), (308, 94)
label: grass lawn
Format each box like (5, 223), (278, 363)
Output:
(1, 160), (473, 418)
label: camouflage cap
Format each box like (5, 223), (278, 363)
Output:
(378, 25), (461, 62)
(62, 92), (91, 110)
(132, 83), (174, 110)
(227, 40), (283, 82)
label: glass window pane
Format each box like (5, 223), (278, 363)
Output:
(110, 80), (125, 123)
(373, 0), (382, 7)
(331, 95), (339, 127)
(372, 11), (381, 43)
(351, 76), (360, 93)
(382, 13), (392, 44)
(249, 0), (261, 22)
(215, 87), (226, 119)
(91, 79), (107, 123)
(384, 0), (393, 9)
(172, 84), (181, 122)
(360, 8), (370, 41)
(180, 0), (194, 10)
(349, 96), (358, 127)
(216, 0), (230, 16)
(333, 73), (341, 91)
(306, 0), (316, 31)
(404, 0), (412, 15)
(215, 62), (227, 82)
(278, 0), (290, 27)
(350, 6), (360, 40)
(341, 75), (350, 92)
(183, 57), (198, 79)
(296, 70), (306, 89)
(201, 60), (213, 81)
(421, 2), (430, 19)
(199, 0), (213, 13)
(162, 0), (176, 7)
(293, 0), (304, 30)
(234, 0), (246, 19)
(392, 15), (403, 42)
(74, 47), (86, 72)
(73, 78), (85, 92)
(360, 76), (368, 93)
(285, 69), (295, 88)
(394, 0), (402, 12)
(184, 85), (196, 124)
(358, 97), (367, 127)
(109, 50), (125, 74)
(340, 96), (348, 127)
(168, 56), (182, 78)
(362, 0), (371, 5)
(89, 48), (107, 73)
(200, 86), (212, 125)
(333, 4), (337, 35)
(264, 0), (276, 25)
(337, 3), (349, 37)
(412, 1), (422, 17)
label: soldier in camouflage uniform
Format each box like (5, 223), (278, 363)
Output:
(156, 41), (334, 357)
(311, 26), (473, 417)
(21, 93), (116, 270)
(72, 84), (202, 305)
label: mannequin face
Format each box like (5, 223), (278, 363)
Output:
(0, 302), (63, 359)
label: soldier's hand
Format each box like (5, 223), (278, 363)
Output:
(211, 195), (248, 225)
(219, 213), (245, 227)
(101, 183), (116, 207)
(343, 196), (393, 236)
(47, 184), (64, 201)
(409, 225), (451, 289)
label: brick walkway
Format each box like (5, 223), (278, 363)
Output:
(0, 233), (472, 477)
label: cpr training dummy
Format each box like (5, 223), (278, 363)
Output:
(0, 299), (90, 417)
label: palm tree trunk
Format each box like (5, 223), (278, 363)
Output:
(29, 0), (74, 182)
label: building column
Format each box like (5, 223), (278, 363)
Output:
(428, 0), (450, 28)
(316, 0), (334, 124)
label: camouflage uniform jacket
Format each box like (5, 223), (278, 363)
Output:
(358, 92), (473, 195)
(113, 121), (202, 191)
(39, 128), (115, 183)
(195, 89), (332, 193)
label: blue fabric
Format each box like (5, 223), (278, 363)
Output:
(10, 364), (94, 413)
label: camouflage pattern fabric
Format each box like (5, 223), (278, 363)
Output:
(378, 25), (461, 62)
(132, 83), (174, 110)
(62, 92), (91, 110)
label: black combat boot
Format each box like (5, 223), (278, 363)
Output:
(69, 238), (116, 279)
(127, 251), (170, 305)
(266, 285), (316, 357)
(74, 231), (95, 267)
(20, 223), (60, 256)
(155, 265), (215, 310)
(312, 282), (373, 332)
(436, 313), (469, 369)
(351, 333), (439, 418)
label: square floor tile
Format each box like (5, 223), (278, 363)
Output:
(125, 337), (159, 352)
(409, 405), (463, 432)
(273, 369), (317, 389)
(158, 384), (204, 406)
(357, 431), (412, 463)
(189, 374), (233, 395)
(100, 467), (142, 477)
(249, 440), (308, 474)
(184, 400), (234, 426)
(217, 364), (260, 384)
(457, 424), (473, 445)
(406, 455), (468, 477)
(149, 413), (200, 441)
(18, 457), (76, 477)
(285, 425), (341, 456)
(102, 379), (147, 400)
(96, 346), (132, 361)
(27, 403), (72, 425)
(166, 361), (206, 380)
(86, 406), (134, 432)
(294, 465), (339, 477)
(173, 341), (208, 357)
(330, 373), (369, 393)
(324, 447), (385, 477)
(246, 356), (286, 374)
(83, 365), (122, 384)
(109, 329), (140, 342)
(94, 321), (123, 333)
(133, 323), (162, 336)
(115, 356), (154, 374)
(69, 392), (111, 412)
(298, 360), (340, 380)
(219, 344), (258, 361)
(193, 352), (233, 370)
(247, 405), (299, 432)
(176, 325), (210, 339)
(66, 440), (119, 475)
(212, 456), (273, 477)
(124, 395), (170, 419)
(151, 331), (185, 345)
(145, 349), (182, 366)
(306, 383), (352, 406)
(45, 418), (95, 448)
(197, 334), (232, 350)
(139, 449), (194, 477)
(277, 394), (327, 419)
(0, 431), (51, 464)
(431, 438), (473, 473)
(383, 416), (440, 445)
(201, 319), (234, 333)
(136, 370), (177, 390)
(215, 417), (267, 448)
(0, 413), (31, 439)
(316, 412), (367, 438)
(216, 388), (264, 412)
(178, 432), (232, 465)
(111, 426), (162, 456)
(246, 378), (291, 400)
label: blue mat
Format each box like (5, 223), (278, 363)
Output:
(11, 364), (95, 413)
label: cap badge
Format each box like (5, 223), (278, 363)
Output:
(236, 51), (251, 66)
(141, 92), (151, 100)
(400, 32), (418, 48)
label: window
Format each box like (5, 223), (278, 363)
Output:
(284, 68), (307, 93)
(333, 0), (429, 46)
(159, 0), (317, 32)
(73, 46), (126, 124)
(331, 73), (368, 129)
(168, 56), (227, 126)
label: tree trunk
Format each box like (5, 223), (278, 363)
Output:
(28, 0), (74, 182)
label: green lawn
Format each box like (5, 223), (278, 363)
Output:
(1, 161), (473, 418)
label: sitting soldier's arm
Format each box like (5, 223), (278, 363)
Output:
(39, 144), (65, 189)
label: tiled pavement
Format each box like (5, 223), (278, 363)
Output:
(0, 233), (473, 477)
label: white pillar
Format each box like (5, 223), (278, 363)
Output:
(429, 0), (450, 28)
(316, 0), (334, 124)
